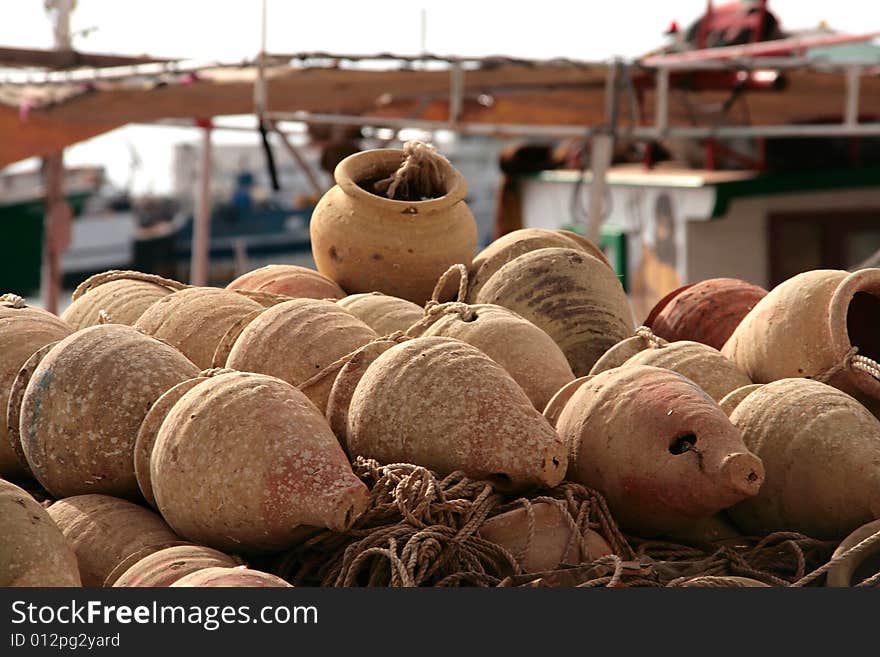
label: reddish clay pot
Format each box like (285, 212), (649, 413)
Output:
(556, 365), (764, 536)
(646, 278), (768, 350)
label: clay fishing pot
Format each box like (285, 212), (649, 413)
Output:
(347, 336), (568, 491)
(151, 371), (370, 553)
(226, 298), (377, 413)
(0, 479), (81, 587)
(135, 287), (264, 369)
(543, 377), (592, 428)
(47, 494), (180, 587)
(589, 330), (668, 375)
(414, 303), (575, 411)
(619, 340), (753, 402)
(722, 268), (880, 410)
(825, 519), (880, 587)
(325, 337), (406, 450)
(556, 365), (764, 536)
(646, 277), (768, 350)
(112, 545), (242, 587)
(170, 566), (292, 588)
(466, 228), (610, 302)
(478, 501), (612, 573)
(18, 324), (199, 499)
(227, 264), (345, 299)
(134, 376), (210, 508)
(726, 378), (880, 540)
(476, 248), (634, 376)
(718, 384), (763, 416)
(0, 294), (72, 480)
(5, 342), (59, 478)
(310, 148), (478, 304)
(337, 292), (424, 336)
(62, 270), (187, 330)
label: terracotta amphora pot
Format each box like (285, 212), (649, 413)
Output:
(556, 365), (764, 536)
(310, 148), (477, 304)
(722, 268), (880, 412)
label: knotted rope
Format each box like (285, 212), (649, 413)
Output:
(373, 140), (450, 202)
(406, 263), (475, 336)
(1, 293), (26, 308)
(814, 346), (880, 383)
(634, 325), (667, 349)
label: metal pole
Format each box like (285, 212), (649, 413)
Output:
(654, 66), (669, 138)
(190, 122), (213, 286)
(845, 66), (861, 127)
(585, 60), (619, 244)
(42, 0), (74, 313)
(272, 122), (325, 197)
(449, 63), (464, 128)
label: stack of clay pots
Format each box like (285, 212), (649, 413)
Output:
(4, 143), (880, 589)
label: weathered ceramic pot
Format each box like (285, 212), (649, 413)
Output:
(347, 337), (568, 491)
(112, 545), (242, 587)
(47, 494), (179, 587)
(825, 519), (880, 587)
(478, 502), (612, 572)
(727, 378), (880, 539)
(310, 148), (478, 304)
(620, 340), (753, 402)
(466, 228), (610, 302)
(475, 248), (634, 376)
(325, 337), (406, 450)
(0, 295), (71, 480)
(722, 268), (880, 411)
(414, 302), (575, 411)
(543, 376), (593, 428)
(61, 270), (187, 330)
(718, 384), (764, 416)
(336, 292), (424, 336)
(226, 298), (378, 413)
(135, 287), (264, 369)
(556, 365), (764, 536)
(170, 566), (291, 588)
(19, 325), (199, 500)
(134, 376), (210, 508)
(227, 264), (345, 299)
(664, 513), (742, 545)
(646, 277), (767, 350)
(0, 479), (81, 587)
(589, 331), (668, 375)
(151, 372), (370, 553)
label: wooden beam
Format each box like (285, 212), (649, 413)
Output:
(0, 46), (171, 70)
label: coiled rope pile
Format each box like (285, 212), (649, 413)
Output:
(271, 457), (874, 588)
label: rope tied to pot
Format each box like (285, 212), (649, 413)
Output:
(97, 309), (112, 324)
(814, 346), (880, 383)
(297, 332), (411, 393)
(634, 325), (667, 349)
(274, 458), (518, 587)
(72, 270), (189, 300)
(197, 367), (237, 378)
(0, 293), (26, 308)
(790, 526), (880, 587)
(406, 264), (475, 336)
(373, 140), (450, 202)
